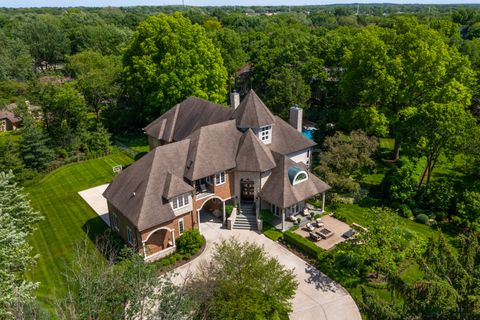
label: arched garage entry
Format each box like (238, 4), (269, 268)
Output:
(197, 196), (226, 225)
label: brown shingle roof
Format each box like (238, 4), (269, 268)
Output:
(144, 97), (233, 143)
(231, 89), (275, 128)
(0, 110), (21, 123)
(270, 116), (316, 155)
(103, 140), (191, 231)
(236, 129), (276, 172)
(259, 152), (330, 209)
(163, 172), (194, 200)
(184, 120), (242, 181)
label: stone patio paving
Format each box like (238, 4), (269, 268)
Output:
(294, 215), (352, 250)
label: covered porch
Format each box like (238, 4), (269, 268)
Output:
(263, 192), (326, 232)
(142, 226), (176, 262)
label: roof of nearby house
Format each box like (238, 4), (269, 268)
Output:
(184, 120), (242, 181)
(0, 110), (21, 123)
(144, 97), (233, 143)
(259, 152), (330, 209)
(103, 140), (192, 231)
(231, 89), (275, 128)
(235, 129), (276, 172)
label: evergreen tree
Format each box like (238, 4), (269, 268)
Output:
(19, 118), (54, 171)
(0, 171), (43, 319)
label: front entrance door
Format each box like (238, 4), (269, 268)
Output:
(240, 179), (254, 201)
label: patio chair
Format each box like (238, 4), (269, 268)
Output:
(200, 184), (207, 193)
(306, 223), (315, 232)
(302, 207), (309, 216)
(289, 215), (297, 222)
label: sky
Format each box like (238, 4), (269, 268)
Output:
(1, 0), (479, 8)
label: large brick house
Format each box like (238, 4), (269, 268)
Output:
(103, 90), (330, 260)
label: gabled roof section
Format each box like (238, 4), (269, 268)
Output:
(103, 139), (191, 231)
(144, 97), (233, 143)
(259, 152), (330, 209)
(0, 110), (21, 123)
(270, 116), (316, 155)
(163, 172), (194, 200)
(231, 89), (275, 128)
(184, 120), (242, 181)
(236, 129), (276, 172)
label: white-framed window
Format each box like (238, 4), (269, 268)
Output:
(271, 203), (281, 217)
(292, 171), (308, 185)
(111, 212), (119, 231)
(172, 193), (190, 210)
(127, 226), (135, 246)
(259, 125), (272, 143)
(215, 171), (226, 185)
(178, 218), (185, 235)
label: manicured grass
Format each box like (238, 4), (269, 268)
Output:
(114, 131), (150, 153)
(333, 203), (441, 240)
(25, 151), (133, 306)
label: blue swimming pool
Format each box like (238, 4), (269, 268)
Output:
(302, 128), (315, 140)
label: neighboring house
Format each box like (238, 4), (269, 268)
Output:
(0, 110), (21, 132)
(104, 90), (330, 261)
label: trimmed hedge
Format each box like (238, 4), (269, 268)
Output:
(284, 230), (324, 259)
(263, 223), (283, 241)
(415, 213), (429, 225)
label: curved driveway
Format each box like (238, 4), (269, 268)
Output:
(173, 216), (361, 320)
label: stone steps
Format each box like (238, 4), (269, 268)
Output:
(233, 202), (257, 230)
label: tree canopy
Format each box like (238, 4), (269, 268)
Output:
(123, 12), (228, 122)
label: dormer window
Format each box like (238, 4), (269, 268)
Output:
(288, 166), (308, 186)
(172, 193), (190, 210)
(259, 125), (272, 144)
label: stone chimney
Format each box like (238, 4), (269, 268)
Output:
(230, 91), (240, 109)
(289, 105), (303, 132)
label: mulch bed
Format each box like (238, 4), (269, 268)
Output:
(156, 236), (207, 275)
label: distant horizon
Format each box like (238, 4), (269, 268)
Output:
(1, 1), (480, 9)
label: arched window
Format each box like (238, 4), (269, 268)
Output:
(288, 166), (309, 186)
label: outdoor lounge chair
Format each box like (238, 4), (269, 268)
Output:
(309, 231), (321, 242)
(289, 215), (297, 222)
(306, 223), (315, 232)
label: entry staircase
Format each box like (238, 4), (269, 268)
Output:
(233, 201), (257, 230)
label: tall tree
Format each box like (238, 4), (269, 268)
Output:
(15, 14), (70, 71)
(123, 13), (228, 122)
(340, 17), (476, 160)
(66, 50), (122, 122)
(0, 171), (43, 319)
(187, 238), (297, 320)
(39, 83), (87, 148)
(19, 117), (54, 171)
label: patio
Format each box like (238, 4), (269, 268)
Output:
(294, 215), (352, 250)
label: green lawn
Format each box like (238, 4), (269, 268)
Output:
(114, 131), (150, 154)
(26, 151), (133, 306)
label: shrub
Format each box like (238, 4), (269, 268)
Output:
(225, 204), (234, 217)
(284, 231), (324, 259)
(334, 212), (348, 222)
(263, 224), (284, 241)
(260, 209), (274, 225)
(415, 213), (429, 225)
(176, 229), (205, 255)
(457, 191), (480, 223)
(425, 179), (456, 212)
(398, 204), (413, 218)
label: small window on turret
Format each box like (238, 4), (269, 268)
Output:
(259, 125), (272, 144)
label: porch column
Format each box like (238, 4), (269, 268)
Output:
(171, 230), (176, 247)
(281, 208), (285, 232)
(222, 201), (226, 225)
(197, 209), (201, 233)
(322, 192), (326, 213)
(142, 242), (148, 259)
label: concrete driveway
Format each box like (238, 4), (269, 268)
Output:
(174, 216), (361, 320)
